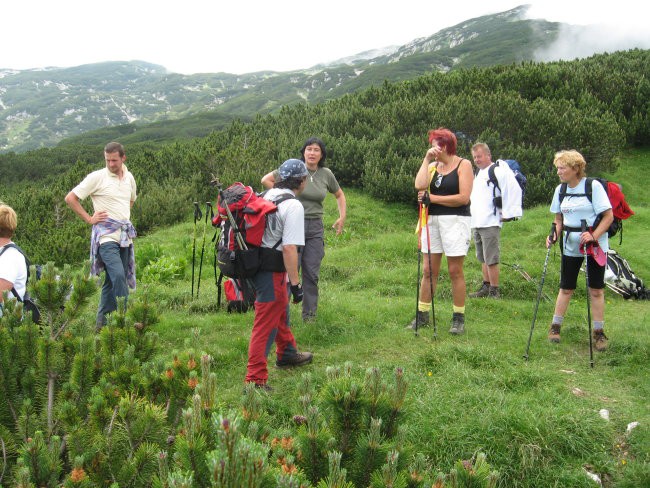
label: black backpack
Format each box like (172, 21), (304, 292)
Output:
(0, 243), (42, 324)
(605, 250), (648, 300)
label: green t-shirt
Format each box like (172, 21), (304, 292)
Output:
(272, 167), (340, 219)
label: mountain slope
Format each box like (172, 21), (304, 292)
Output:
(1, 5), (560, 153)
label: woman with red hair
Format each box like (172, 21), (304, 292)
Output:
(408, 128), (473, 334)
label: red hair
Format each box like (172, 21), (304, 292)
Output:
(428, 128), (457, 156)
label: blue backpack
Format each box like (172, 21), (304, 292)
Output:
(488, 159), (527, 208)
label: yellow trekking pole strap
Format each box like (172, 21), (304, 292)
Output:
(415, 165), (436, 234)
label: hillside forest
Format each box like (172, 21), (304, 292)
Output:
(0, 49), (648, 266)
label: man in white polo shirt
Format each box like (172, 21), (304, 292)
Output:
(65, 142), (137, 330)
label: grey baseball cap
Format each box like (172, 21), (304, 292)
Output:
(278, 158), (308, 181)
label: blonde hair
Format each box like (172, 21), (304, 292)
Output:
(0, 203), (18, 238)
(471, 142), (491, 157)
(553, 150), (587, 179)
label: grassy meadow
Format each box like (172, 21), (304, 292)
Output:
(87, 149), (649, 486)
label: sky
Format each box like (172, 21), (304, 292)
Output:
(2, 1), (649, 75)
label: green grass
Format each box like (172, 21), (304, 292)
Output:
(80, 149), (650, 486)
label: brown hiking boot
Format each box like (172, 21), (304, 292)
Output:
(469, 282), (490, 298)
(449, 313), (465, 335)
(488, 286), (501, 299)
(276, 351), (313, 369)
(406, 310), (430, 329)
(593, 329), (608, 351)
(548, 323), (561, 343)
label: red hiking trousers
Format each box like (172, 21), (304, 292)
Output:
(245, 270), (298, 385)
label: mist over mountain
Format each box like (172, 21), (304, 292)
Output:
(0, 5), (645, 154)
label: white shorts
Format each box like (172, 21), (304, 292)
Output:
(420, 215), (471, 257)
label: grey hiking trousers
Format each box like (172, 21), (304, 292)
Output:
(300, 218), (325, 320)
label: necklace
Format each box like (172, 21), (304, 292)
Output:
(308, 168), (319, 182)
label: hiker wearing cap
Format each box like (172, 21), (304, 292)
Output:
(408, 128), (473, 334)
(468, 142), (520, 299)
(261, 137), (346, 322)
(547, 150), (613, 350)
(246, 159), (313, 390)
(65, 142), (137, 331)
(0, 203), (27, 318)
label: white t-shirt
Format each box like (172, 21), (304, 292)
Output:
(261, 189), (305, 250)
(0, 244), (28, 300)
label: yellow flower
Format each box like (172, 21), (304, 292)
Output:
(428, 371), (433, 377)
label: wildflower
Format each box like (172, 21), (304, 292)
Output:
(428, 371), (433, 377)
(165, 368), (174, 379)
(70, 467), (87, 483)
(134, 322), (145, 331)
(173, 356), (181, 368)
(621, 459), (627, 465)
(188, 377), (198, 389)
(187, 357), (197, 370)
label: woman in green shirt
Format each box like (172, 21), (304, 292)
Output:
(261, 137), (347, 321)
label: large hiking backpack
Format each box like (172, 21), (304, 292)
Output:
(212, 183), (294, 311)
(0, 243), (42, 324)
(212, 183), (295, 279)
(559, 177), (634, 244)
(487, 159), (525, 218)
(605, 250), (648, 299)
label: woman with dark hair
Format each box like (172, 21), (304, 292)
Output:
(407, 128), (473, 334)
(262, 137), (347, 321)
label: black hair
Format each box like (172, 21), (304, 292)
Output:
(275, 176), (306, 190)
(300, 137), (327, 168)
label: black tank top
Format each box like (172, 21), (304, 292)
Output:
(428, 160), (471, 216)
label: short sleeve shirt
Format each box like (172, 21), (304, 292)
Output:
(72, 165), (137, 243)
(0, 244), (27, 300)
(261, 189), (305, 250)
(550, 178), (612, 256)
(272, 167), (340, 218)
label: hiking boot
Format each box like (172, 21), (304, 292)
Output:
(469, 282), (490, 298)
(548, 323), (561, 343)
(243, 382), (273, 394)
(593, 329), (608, 351)
(406, 310), (430, 329)
(449, 313), (465, 335)
(488, 286), (501, 299)
(276, 351), (313, 369)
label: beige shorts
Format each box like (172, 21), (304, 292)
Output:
(421, 215), (471, 256)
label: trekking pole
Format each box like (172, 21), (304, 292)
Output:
(423, 199), (437, 339)
(524, 222), (556, 361)
(191, 202), (202, 298)
(582, 219), (595, 368)
(414, 201), (426, 337)
(196, 201), (210, 298)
